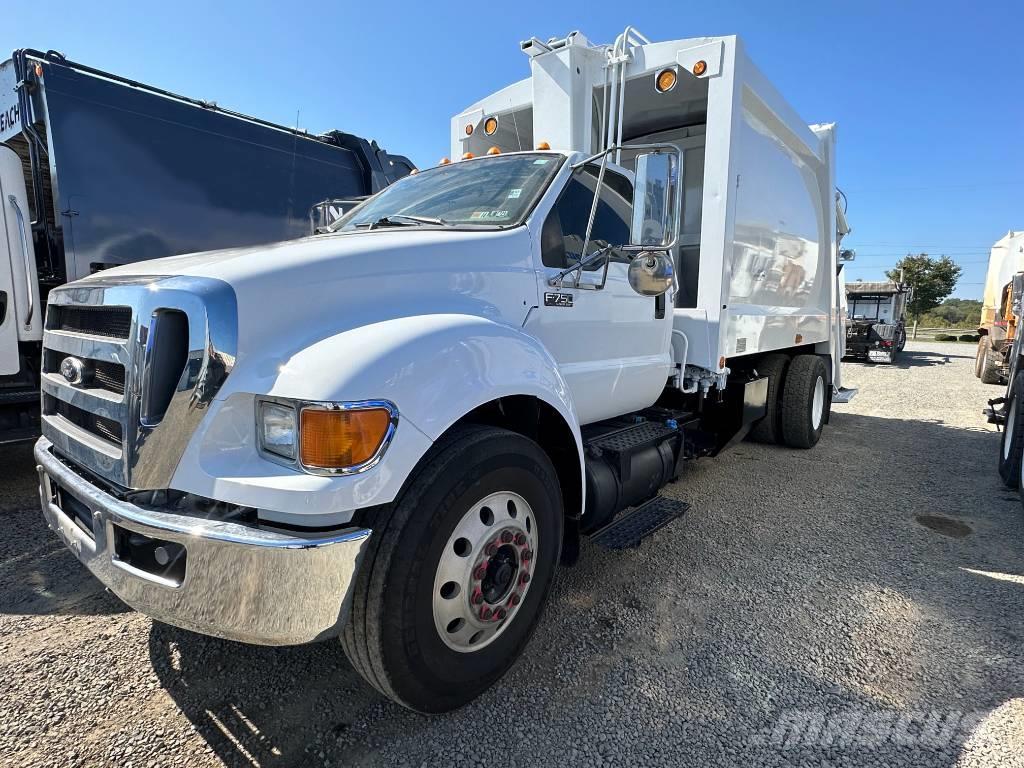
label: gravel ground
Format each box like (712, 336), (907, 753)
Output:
(1, 340), (1023, 767)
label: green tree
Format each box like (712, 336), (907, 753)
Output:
(886, 254), (962, 322)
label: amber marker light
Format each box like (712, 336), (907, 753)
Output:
(300, 407), (392, 470)
(484, 116), (499, 135)
(462, 151), (475, 160)
(465, 123), (474, 136)
(655, 68), (677, 93)
(487, 146), (501, 155)
(692, 60), (708, 76)
(439, 157), (451, 165)
(536, 141), (550, 150)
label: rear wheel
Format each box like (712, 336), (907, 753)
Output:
(748, 353), (790, 444)
(341, 425), (563, 713)
(780, 355), (830, 449)
(1000, 374), (1024, 488)
(981, 340), (1002, 385)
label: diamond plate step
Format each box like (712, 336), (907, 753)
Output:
(590, 496), (690, 550)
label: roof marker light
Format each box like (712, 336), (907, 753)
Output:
(536, 141), (550, 150)
(692, 60), (708, 76)
(487, 146), (501, 155)
(484, 116), (499, 135)
(465, 123), (474, 136)
(655, 68), (677, 93)
(462, 152), (474, 160)
(439, 157), (451, 165)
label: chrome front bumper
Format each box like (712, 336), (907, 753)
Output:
(34, 437), (372, 645)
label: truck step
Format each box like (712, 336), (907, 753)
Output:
(587, 420), (678, 453)
(590, 496), (690, 550)
(831, 386), (858, 404)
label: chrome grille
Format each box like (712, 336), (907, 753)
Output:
(39, 276), (238, 490)
(48, 304), (132, 339)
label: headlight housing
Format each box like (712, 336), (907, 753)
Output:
(256, 397), (398, 475)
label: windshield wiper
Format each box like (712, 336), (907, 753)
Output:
(365, 214), (450, 230)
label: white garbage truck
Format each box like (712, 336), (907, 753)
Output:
(34, 28), (850, 712)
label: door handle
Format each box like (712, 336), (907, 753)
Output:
(7, 195), (34, 327)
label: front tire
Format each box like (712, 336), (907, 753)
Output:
(342, 425), (563, 713)
(780, 355), (830, 449)
(1000, 374), (1024, 487)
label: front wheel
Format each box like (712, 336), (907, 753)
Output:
(341, 425), (563, 713)
(1000, 374), (1024, 487)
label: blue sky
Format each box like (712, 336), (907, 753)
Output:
(6, 1), (1022, 298)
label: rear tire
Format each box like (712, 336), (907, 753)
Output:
(999, 374), (1024, 488)
(748, 353), (790, 444)
(981, 340), (1002, 385)
(341, 425), (563, 713)
(780, 355), (830, 449)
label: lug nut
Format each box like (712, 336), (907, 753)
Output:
(472, 589), (484, 605)
(485, 543), (498, 556)
(480, 606), (492, 621)
(521, 549), (533, 562)
(519, 572), (531, 585)
(500, 530), (514, 544)
(494, 607), (507, 620)
(509, 593), (521, 606)
(514, 532), (527, 545)
(473, 564), (487, 580)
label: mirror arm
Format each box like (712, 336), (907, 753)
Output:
(549, 244), (613, 288)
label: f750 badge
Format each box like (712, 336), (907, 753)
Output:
(544, 292), (573, 308)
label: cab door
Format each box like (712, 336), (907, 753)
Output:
(525, 163), (673, 425)
(0, 145), (41, 374)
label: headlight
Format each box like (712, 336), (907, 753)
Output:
(256, 398), (398, 475)
(258, 401), (297, 460)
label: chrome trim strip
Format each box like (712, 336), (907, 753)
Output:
(40, 375), (126, 419)
(35, 437), (372, 645)
(42, 331), (131, 367)
(256, 397), (400, 477)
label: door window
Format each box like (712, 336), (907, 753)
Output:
(541, 165), (633, 270)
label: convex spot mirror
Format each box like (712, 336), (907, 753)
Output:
(628, 251), (674, 296)
(630, 151), (679, 249)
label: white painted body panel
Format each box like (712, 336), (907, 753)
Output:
(86, 219), (586, 525)
(981, 230), (1024, 326)
(455, 33), (842, 375)
(0, 144), (41, 375)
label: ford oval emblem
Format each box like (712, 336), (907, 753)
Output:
(60, 356), (87, 386)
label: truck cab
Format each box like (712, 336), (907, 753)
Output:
(35, 28), (847, 713)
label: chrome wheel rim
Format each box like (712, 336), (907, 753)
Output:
(1005, 397), (1017, 461)
(811, 376), (825, 431)
(432, 491), (537, 653)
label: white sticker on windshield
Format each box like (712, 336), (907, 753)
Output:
(470, 210), (511, 220)
(508, 189), (522, 199)
(533, 158), (550, 164)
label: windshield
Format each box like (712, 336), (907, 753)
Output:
(330, 153), (564, 231)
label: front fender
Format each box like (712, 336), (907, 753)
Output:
(172, 314), (584, 524)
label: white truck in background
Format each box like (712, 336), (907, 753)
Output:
(35, 28), (850, 713)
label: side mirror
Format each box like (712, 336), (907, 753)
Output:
(628, 252), (674, 296)
(630, 151), (679, 250)
(839, 248), (856, 262)
(309, 197), (367, 234)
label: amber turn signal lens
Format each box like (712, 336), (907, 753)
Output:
(692, 60), (707, 76)
(465, 123), (474, 136)
(655, 68), (677, 93)
(484, 116), (498, 135)
(300, 408), (392, 469)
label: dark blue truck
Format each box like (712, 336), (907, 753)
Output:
(0, 49), (413, 442)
